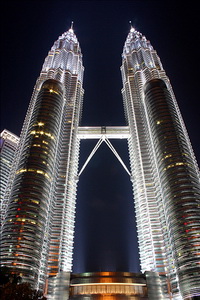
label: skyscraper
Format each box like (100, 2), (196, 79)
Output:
(0, 26), (84, 290)
(0, 130), (19, 227)
(1, 25), (200, 300)
(121, 27), (200, 299)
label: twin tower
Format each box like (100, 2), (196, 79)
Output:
(1, 26), (200, 299)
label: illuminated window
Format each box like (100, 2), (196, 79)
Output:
(16, 168), (27, 174)
(49, 89), (59, 95)
(16, 168), (51, 180)
(30, 130), (55, 140)
(38, 122), (44, 126)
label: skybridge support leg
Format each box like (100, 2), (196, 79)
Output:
(78, 138), (104, 177)
(78, 136), (131, 177)
(104, 138), (131, 176)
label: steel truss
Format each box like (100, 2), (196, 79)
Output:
(77, 126), (131, 177)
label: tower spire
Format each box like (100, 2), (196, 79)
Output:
(69, 21), (74, 32)
(129, 20), (135, 32)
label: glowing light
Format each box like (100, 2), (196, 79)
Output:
(16, 168), (51, 180)
(38, 122), (44, 126)
(30, 130), (55, 139)
(71, 282), (146, 287)
(49, 89), (59, 95)
(16, 168), (27, 174)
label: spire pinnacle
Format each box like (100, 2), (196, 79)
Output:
(69, 21), (74, 33)
(129, 21), (135, 32)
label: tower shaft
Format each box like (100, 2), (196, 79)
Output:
(121, 28), (200, 299)
(1, 28), (84, 290)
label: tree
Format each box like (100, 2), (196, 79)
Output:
(1, 282), (46, 299)
(0, 267), (46, 300)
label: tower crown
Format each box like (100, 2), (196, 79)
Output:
(122, 27), (153, 57)
(53, 27), (79, 52)
(42, 26), (83, 78)
(121, 27), (163, 74)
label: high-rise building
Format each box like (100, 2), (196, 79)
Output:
(121, 27), (200, 299)
(0, 130), (19, 227)
(1, 25), (200, 300)
(0, 26), (84, 291)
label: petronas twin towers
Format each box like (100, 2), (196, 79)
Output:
(1, 25), (200, 299)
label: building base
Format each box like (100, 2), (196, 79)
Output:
(69, 271), (164, 299)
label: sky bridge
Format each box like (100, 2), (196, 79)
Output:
(77, 126), (131, 177)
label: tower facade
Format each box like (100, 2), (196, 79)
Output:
(0, 27), (84, 290)
(121, 27), (200, 299)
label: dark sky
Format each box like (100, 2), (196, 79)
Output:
(1, 1), (199, 274)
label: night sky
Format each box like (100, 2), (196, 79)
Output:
(1, 1), (199, 274)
